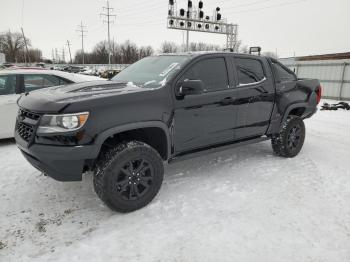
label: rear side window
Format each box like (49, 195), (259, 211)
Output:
(24, 74), (60, 92)
(272, 62), (296, 82)
(0, 75), (16, 95)
(182, 57), (228, 92)
(55, 76), (71, 85)
(234, 58), (265, 85)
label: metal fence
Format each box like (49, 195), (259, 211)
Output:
(283, 59), (350, 100)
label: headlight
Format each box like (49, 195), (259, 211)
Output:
(37, 112), (89, 134)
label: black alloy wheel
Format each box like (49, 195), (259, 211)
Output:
(114, 158), (154, 201)
(287, 125), (302, 151)
(93, 141), (164, 212)
(271, 115), (305, 158)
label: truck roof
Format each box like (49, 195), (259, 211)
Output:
(158, 51), (265, 59)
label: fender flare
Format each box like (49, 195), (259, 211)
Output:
(280, 102), (309, 126)
(93, 121), (172, 159)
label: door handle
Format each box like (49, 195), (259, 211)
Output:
(219, 97), (235, 105)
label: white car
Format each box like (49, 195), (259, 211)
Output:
(0, 69), (104, 139)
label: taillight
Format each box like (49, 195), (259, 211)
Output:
(316, 86), (322, 104)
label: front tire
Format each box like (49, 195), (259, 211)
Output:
(93, 141), (164, 212)
(271, 116), (305, 158)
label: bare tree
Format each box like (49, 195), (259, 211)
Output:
(91, 41), (109, 64)
(18, 48), (42, 62)
(120, 40), (139, 64)
(74, 51), (91, 64)
(139, 45), (154, 59)
(160, 41), (179, 53)
(74, 40), (143, 64)
(189, 42), (221, 51)
(0, 31), (30, 62)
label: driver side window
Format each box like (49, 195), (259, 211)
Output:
(0, 75), (17, 95)
(181, 57), (228, 92)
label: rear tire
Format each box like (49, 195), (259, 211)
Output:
(271, 116), (305, 158)
(93, 141), (164, 212)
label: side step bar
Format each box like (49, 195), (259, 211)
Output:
(168, 136), (270, 164)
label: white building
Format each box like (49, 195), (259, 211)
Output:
(280, 52), (350, 100)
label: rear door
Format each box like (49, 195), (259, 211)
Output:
(0, 74), (20, 138)
(173, 55), (237, 153)
(231, 56), (275, 139)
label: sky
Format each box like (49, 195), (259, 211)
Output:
(0, 0), (349, 59)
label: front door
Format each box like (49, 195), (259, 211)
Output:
(173, 56), (237, 153)
(0, 75), (20, 139)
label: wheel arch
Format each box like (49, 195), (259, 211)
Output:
(281, 102), (308, 126)
(94, 121), (171, 161)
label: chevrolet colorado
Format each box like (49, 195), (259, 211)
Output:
(14, 52), (322, 212)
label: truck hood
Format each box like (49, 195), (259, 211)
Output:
(18, 80), (155, 113)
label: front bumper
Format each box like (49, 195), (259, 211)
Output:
(15, 131), (98, 181)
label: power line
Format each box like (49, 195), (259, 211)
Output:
(228, 0), (307, 13)
(119, 0), (270, 16)
(120, 0), (304, 21)
(223, 0), (274, 9)
(119, 0), (167, 13)
(76, 21), (88, 64)
(119, 0), (306, 26)
(100, 0), (116, 66)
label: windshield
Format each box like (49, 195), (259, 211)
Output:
(111, 55), (190, 88)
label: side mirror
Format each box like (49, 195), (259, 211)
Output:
(177, 79), (204, 96)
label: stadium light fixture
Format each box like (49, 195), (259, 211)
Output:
(167, 0), (238, 51)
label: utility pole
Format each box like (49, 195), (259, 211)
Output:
(186, 30), (189, 52)
(76, 21), (87, 65)
(66, 40), (73, 64)
(62, 47), (66, 63)
(101, 1), (116, 67)
(51, 49), (55, 63)
(55, 48), (59, 63)
(21, 27), (30, 65)
(182, 31), (185, 51)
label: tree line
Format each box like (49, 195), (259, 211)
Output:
(74, 40), (154, 64)
(0, 31), (277, 64)
(73, 40), (245, 64)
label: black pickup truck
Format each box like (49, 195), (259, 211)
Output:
(15, 52), (322, 212)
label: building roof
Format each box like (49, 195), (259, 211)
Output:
(285, 52), (350, 61)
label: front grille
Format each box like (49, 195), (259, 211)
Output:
(17, 122), (35, 142)
(16, 108), (41, 143)
(19, 109), (40, 121)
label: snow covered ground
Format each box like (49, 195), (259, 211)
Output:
(1, 101), (350, 262)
